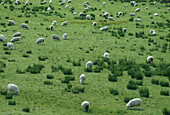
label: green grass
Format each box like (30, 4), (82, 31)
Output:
(0, 0), (170, 114)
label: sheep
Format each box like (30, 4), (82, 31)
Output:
(84, 7), (89, 11)
(8, 84), (19, 95)
(130, 13), (135, 16)
(135, 8), (140, 12)
(7, 42), (14, 50)
(61, 21), (68, 26)
(52, 35), (61, 41)
(86, 61), (93, 68)
(80, 74), (86, 84)
(134, 3), (138, 6)
(103, 12), (108, 16)
(49, 0), (52, 4)
(126, 98), (142, 109)
(36, 38), (44, 44)
(152, 32), (157, 36)
(67, 0), (71, 3)
(108, 17), (115, 21)
(145, 7), (149, 9)
(0, 34), (7, 42)
(100, 26), (109, 31)
(1, 2), (4, 6)
(11, 37), (20, 42)
(154, 13), (158, 16)
(52, 21), (57, 26)
(92, 22), (97, 26)
(73, 12), (76, 15)
(130, 1), (135, 5)
(81, 101), (90, 112)
(65, 5), (68, 9)
(102, 10), (107, 13)
(15, 1), (18, 5)
(86, 15), (91, 20)
(8, 20), (16, 25)
(79, 12), (83, 16)
(168, 8), (170, 11)
(147, 56), (154, 63)
(154, 1), (156, 5)
(135, 18), (141, 22)
(83, 3), (88, 7)
(123, 28), (127, 33)
(85, 1), (89, 5)
(41, 1), (47, 4)
(25, 0), (29, 6)
(150, 29), (155, 33)
(103, 52), (109, 59)
(118, 12), (122, 16)
(62, 33), (68, 40)
(49, 25), (54, 31)
(60, 0), (65, 5)
(103, 2), (106, 5)
(13, 32), (21, 37)
(87, 6), (91, 9)
(47, 7), (51, 11)
(21, 23), (29, 29)
(124, 5), (129, 7)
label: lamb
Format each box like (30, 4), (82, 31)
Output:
(7, 42), (14, 50)
(21, 23), (29, 29)
(60, 0), (65, 5)
(122, 28), (127, 33)
(8, 20), (16, 25)
(147, 56), (154, 63)
(92, 22), (97, 26)
(86, 15), (91, 20)
(52, 35), (61, 41)
(73, 12), (76, 15)
(61, 21), (68, 26)
(134, 3), (138, 6)
(130, 1), (135, 5)
(150, 29), (155, 33)
(130, 13), (135, 16)
(80, 74), (86, 84)
(11, 37), (20, 42)
(118, 12), (122, 16)
(65, 5), (68, 9)
(62, 33), (68, 40)
(15, 1), (18, 5)
(0, 35), (6, 42)
(126, 98), (142, 109)
(52, 21), (57, 26)
(108, 17), (115, 21)
(36, 38), (44, 44)
(154, 13), (158, 16)
(152, 32), (157, 36)
(168, 8), (170, 11)
(8, 84), (19, 95)
(49, 25), (54, 31)
(1, 2), (4, 6)
(67, 0), (71, 3)
(81, 101), (90, 112)
(135, 8), (140, 12)
(13, 32), (21, 37)
(86, 61), (93, 68)
(100, 26), (109, 31)
(135, 18), (141, 22)
(103, 52), (109, 59)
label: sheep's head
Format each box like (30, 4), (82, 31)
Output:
(126, 104), (130, 109)
(15, 89), (19, 95)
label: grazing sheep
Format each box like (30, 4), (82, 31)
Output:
(62, 33), (68, 40)
(61, 21), (68, 26)
(49, 25), (54, 31)
(103, 2), (106, 5)
(100, 26), (109, 31)
(130, 1), (135, 5)
(126, 98), (142, 109)
(49, 0), (52, 4)
(147, 56), (154, 63)
(150, 29), (155, 33)
(145, 7), (149, 9)
(36, 38), (44, 44)
(84, 7), (89, 11)
(102, 10), (107, 13)
(135, 8), (140, 12)
(8, 84), (19, 95)
(52, 35), (61, 41)
(67, 0), (71, 3)
(1, 2), (4, 6)
(80, 74), (86, 84)
(65, 5), (68, 9)
(135, 18), (141, 22)
(15, 1), (18, 5)
(60, 0), (65, 5)
(152, 32), (157, 36)
(87, 6), (91, 9)
(118, 12), (122, 16)
(86, 15), (91, 20)
(134, 3), (138, 6)
(52, 21), (57, 26)
(25, 0), (29, 6)
(103, 12), (108, 16)
(130, 13), (135, 16)
(92, 22), (97, 26)
(154, 1), (156, 5)
(0, 34), (7, 42)
(41, 1), (47, 4)
(13, 32), (21, 37)
(8, 20), (16, 25)
(83, 3), (88, 7)
(86, 61), (93, 68)
(81, 101), (90, 112)
(21, 23), (29, 29)
(123, 28), (127, 32)
(124, 5), (129, 7)
(11, 37), (20, 42)
(168, 8), (170, 11)
(7, 42), (14, 50)
(103, 52), (109, 59)
(47, 7), (51, 11)
(79, 12), (83, 16)
(108, 17), (115, 21)
(85, 1), (89, 5)
(154, 13), (158, 16)
(73, 12), (76, 15)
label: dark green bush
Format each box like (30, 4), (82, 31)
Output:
(22, 107), (30, 112)
(6, 94), (13, 99)
(8, 101), (16, 105)
(94, 66), (103, 73)
(160, 81), (169, 87)
(51, 66), (58, 72)
(160, 90), (169, 96)
(127, 80), (138, 90)
(26, 50), (32, 54)
(139, 87), (149, 97)
(1, 90), (7, 95)
(5, 51), (11, 55)
(65, 76), (75, 81)
(22, 54), (29, 58)
(72, 60), (81, 66)
(124, 97), (133, 103)
(0, 61), (6, 68)
(108, 74), (117, 82)
(46, 75), (54, 79)
(162, 108), (170, 115)
(71, 86), (85, 94)
(61, 79), (70, 84)
(109, 88), (119, 95)
(151, 79), (159, 85)
(38, 55), (48, 61)
(62, 68), (73, 75)
(44, 81), (53, 85)
(136, 80), (143, 85)
(26, 64), (44, 74)
(144, 70), (152, 77)
(16, 69), (25, 74)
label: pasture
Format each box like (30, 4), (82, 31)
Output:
(0, 0), (170, 114)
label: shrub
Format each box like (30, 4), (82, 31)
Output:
(71, 86), (85, 94)
(5, 51), (11, 55)
(16, 69), (25, 74)
(46, 75), (54, 79)
(124, 97), (133, 103)
(8, 101), (16, 105)
(109, 88), (119, 95)
(85, 67), (93, 72)
(44, 81), (53, 85)
(26, 50), (32, 54)
(26, 64), (44, 74)
(94, 66), (103, 73)
(136, 80), (143, 85)
(135, 72), (144, 80)
(22, 107), (30, 112)
(51, 66), (58, 72)
(127, 80), (138, 90)
(162, 108), (170, 115)
(65, 76), (75, 81)
(108, 74), (117, 82)
(61, 79), (70, 84)
(160, 90), (169, 96)
(38, 55), (48, 61)
(62, 68), (73, 75)
(22, 54), (29, 58)
(139, 87), (149, 97)
(151, 79), (159, 85)
(72, 60), (81, 66)
(1, 90), (7, 95)
(160, 81), (169, 87)
(6, 94), (13, 99)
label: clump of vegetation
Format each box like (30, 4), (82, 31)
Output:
(93, 66), (103, 73)
(109, 88), (119, 95)
(26, 50), (32, 54)
(61, 79), (70, 84)
(72, 60), (81, 66)
(151, 79), (159, 85)
(16, 69), (25, 74)
(65, 83), (72, 92)
(26, 64), (44, 74)
(44, 81), (53, 85)
(139, 87), (149, 97)
(51, 66), (58, 72)
(108, 74), (117, 82)
(127, 80), (138, 90)
(162, 108), (170, 115)
(38, 55), (48, 61)
(22, 54), (29, 58)
(71, 86), (85, 94)
(160, 90), (169, 96)
(124, 97), (133, 103)
(22, 107), (30, 112)
(5, 93), (13, 99)
(85, 67), (93, 72)
(46, 74), (54, 79)
(160, 81), (169, 87)
(8, 101), (16, 105)
(1, 90), (7, 95)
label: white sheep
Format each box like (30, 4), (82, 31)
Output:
(154, 1), (156, 5)
(47, 7), (51, 11)
(81, 101), (90, 112)
(25, 0), (29, 6)
(7, 42), (14, 50)
(79, 12), (84, 16)
(52, 35), (61, 41)
(145, 7), (149, 10)
(135, 8), (140, 12)
(13, 32), (21, 37)
(92, 22), (97, 26)
(86, 61), (93, 68)
(21, 23), (29, 29)
(154, 13), (158, 16)
(134, 3), (138, 6)
(126, 98), (142, 109)
(108, 17), (115, 21)
(130, 13), (135, 16)
(49, 25), (54, 30)
(36, 38), (44, 44)
(103, 2), (106, 5)
(103, 12), (108, 16)
(67, 0), (71, 3)
(152, 32), (157, 36)
(80, 74), (86, 84)
(49, 0), (52, 4)
(11, 37), (20, 42)
(150, 29), (155, 33)
(8, 20), (16, 25)
(1, 2), (4, 6)
(147, 56), (154, 63)
(42, 1), (47, 4)
(73, 12), (76, 15)
(103, 52), (109, 59)
(61, 21), (68, 26)
(60, 1), (65, 5)
(168, 8), (170, 11)
(118, 12), (122, 16)
(100, 26), (109, 31)
(15, 1), (18, 5)
(123, 28), (127, 32)
(124, 5), (129, 7)
(0, 34), (6, 42)
(102, 10), (106, 13)
(130, 1), (135, 5)
(65, 5), (68, 9)
(62, 33), (68, 40)
(86, 15), (91, 20)
(135, 18), (141, 22)
(8, 84), (19, 95)
(52, 21), (57, 26)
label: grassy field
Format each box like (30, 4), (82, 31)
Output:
(0, 0), (170, 114)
